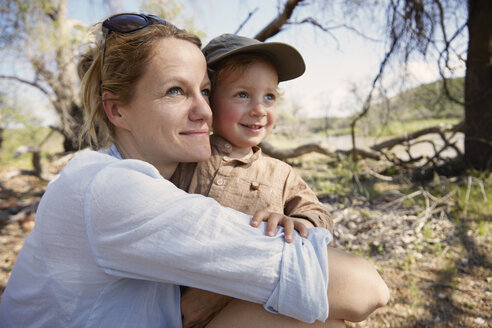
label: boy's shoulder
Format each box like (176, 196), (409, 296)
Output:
(256, 150), (295, 172)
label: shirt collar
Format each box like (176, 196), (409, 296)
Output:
(100, 144), (123, 160)
(210, 135), (261, 164)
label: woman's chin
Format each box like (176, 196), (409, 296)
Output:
(186, 148), (211, 163)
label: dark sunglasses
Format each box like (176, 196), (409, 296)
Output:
(100, 13), (177, 96)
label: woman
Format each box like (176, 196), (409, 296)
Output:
(0, 13), (389, 327)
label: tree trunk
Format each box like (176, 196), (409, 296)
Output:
(464, 0), (492, 169)
(0, 126), (4, 149)
(60, 102), (86, 152)
(48, 1), (85, 152)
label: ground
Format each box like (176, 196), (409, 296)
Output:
(0, 158), (491, 327)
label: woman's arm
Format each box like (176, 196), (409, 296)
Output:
(326, 247), (390, 322)
(207, 247), (389, 326)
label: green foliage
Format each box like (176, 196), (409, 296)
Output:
(0, 104), (42, 131)
(140, 0), (205, 38)
(0, 126), (63, 167)
(396, 77), (464, 119)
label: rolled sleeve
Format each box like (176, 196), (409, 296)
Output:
(265, 228), (332, 323)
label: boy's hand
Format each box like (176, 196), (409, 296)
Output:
(250, 209), (314, 243)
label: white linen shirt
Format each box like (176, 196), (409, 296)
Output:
(0, 146), (332, 327)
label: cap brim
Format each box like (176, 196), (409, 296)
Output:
(207, 42), (306, 82)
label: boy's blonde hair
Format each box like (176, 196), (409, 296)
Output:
(77, 19), (201, 149)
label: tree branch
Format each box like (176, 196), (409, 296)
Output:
(349, 34), (399, 160)
(371, 121), (463, 151)
(290, 18), (381, 43)
(234, 7), (259, 34)
(0, 74), (54, 102)
(259, 141), (381, 161)
(254, 0), (305, 41)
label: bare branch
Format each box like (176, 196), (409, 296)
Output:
(0, 74), (54, 102)
(437, 21), (467, 106)
(254, 0), (305, 41)
(289, 17), (381, 43)
(350, 34), (399, 160)
(234, 7), (259, 34)
(260, 140), (335, 159)
(371, 121), (462, 151)
(259, 141), (381, 161)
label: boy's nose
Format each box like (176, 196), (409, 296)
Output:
(251, 102), (267, 117)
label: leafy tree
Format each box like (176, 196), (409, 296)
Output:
(0, 0), (85, 151)
(0, 0), (192, 152)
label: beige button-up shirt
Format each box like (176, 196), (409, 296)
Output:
(172, 135), (333, 231)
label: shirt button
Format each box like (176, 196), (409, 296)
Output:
(224, 143), (232, 150)
(250, 182), (260, 190)
(216, 178), (224, 186)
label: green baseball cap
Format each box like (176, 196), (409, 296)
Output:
(202, 33), (306, 82)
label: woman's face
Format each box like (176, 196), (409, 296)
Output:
(114, 38), (212, 178)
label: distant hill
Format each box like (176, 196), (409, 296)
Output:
(387, 77), (464, 120)
(303, 77), (464, 135)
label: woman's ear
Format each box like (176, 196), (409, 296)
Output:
(102, 91), (129, 130)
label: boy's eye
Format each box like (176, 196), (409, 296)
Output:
(265, 93), (276, 101)
(167, 87), (184, 95)
(235, 92), (248, 99)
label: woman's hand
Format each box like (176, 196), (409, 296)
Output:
(250, 209), (314, 243)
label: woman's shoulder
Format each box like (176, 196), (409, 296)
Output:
(58, 149), (163, 187)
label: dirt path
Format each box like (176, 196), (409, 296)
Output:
(0, 167), (491, 327)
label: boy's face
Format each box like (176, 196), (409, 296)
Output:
(212, 59), (278, 154)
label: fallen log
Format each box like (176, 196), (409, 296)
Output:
(259, 141), (381, 160)
(370, 121), (463, 152)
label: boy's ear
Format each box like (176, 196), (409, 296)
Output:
(102, 91), (129, 130)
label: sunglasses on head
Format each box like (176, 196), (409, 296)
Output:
(100, 13), (177, 96)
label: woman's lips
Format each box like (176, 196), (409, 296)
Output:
(180, 129), (210, 136)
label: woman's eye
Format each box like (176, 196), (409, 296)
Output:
(201, 88), (210, 97)
(167, 87), (184, 95)
(235, 92), (248, 99)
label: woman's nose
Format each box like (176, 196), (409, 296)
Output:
(189, 94), (212, 122)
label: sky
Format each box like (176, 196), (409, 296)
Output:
(3, 0), (467, 126)
(67, 0), (398, 118)
(178, 0), (387, 118)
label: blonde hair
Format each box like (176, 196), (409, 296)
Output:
(77, 17), (201, 149)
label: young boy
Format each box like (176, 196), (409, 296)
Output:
(172, 33), (334, 326)
(173, 33), (332, 234)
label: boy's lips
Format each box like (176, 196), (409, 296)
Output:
(240, 123), (264, 130)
